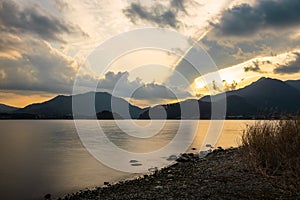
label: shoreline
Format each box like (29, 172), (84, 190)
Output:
(56, 148), (296, 200)
(52, 159), (179, 199)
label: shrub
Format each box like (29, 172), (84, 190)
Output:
(241, 118), (300, 193)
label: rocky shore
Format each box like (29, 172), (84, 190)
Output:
(56, 148), (297, 200)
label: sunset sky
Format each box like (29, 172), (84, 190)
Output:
(1, 0), (300, 107)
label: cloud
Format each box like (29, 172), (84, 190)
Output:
(274, 53), (300, 74)
(0, 31), (191, 100)
(123, 0), (192, 28)
(171, 0), (188, 14)
(222, 80), (238, 91)
(0, 0), (85, 42)
(123, 2), (177, 28)
(213, 4), (263, 36)
(0, 0), (89, 95)
(132, 83), (191, 100)
(0, 36), (80, 93)
(244, 61), (262, 72)
(98, 71), (140, 93)
(97, 71), (192, 101)
(202, 27), (300, 69)
(215, 0), (300, 36)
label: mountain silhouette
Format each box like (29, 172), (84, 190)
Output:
(15, 92), (143, 119)
(228, 77), (300, 113)
(0, 104), (19, 113)
(1, 77), (300, 119)
(285, 80), (300, 91)
(139, 77), (300, 119)
(96, 110), (123, 120)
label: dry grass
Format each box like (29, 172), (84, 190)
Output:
(241, 118), (300, 193)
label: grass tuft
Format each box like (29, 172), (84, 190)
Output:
(241, 118), (300, 193)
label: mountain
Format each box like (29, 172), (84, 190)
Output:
(15, 92), (144, 119)
(96, 110), (123, 120)
(0, 113), (38, 119)
(228, 77), (300, 113)
(3, 77), (300, 120)
(139, 95), (256, 119)
(0, 104), (19, 113)
(139, 99), (211, 119)
(224, 95), (257, 116)
(285, 80), (300, 91)
(140, 96), (254, 119)
(139, 77), (300, 119)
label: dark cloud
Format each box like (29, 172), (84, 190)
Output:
(132, 83), (191, 100)
(244, 61), (262, 72)
(123, 0), (190, 28)
(97, 71), (192, 101)
(202, 28), (300, 70)
(201, 39), (242, 68)
(0, 36), (79, 93)
(124, 2), (177, 27)
(0, 33), (191, 99)
(214, 4), (263, 36)
(274, 53), (300, 74)
(0, 0), (85, 41)
(215, 0), (300, 36)
(98, 71), (140, 93)
(171, 0), (187, 14)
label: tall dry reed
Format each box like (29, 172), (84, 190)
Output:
(241, 118), (300, 193)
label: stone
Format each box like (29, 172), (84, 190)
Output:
(44, 194), (51, 199)
(176, 156), (189, 162)
(199, 150), (210, 158)
(154, 185), (163, 189)
(166, 155), (178, 161)
(148, 167), (158, 173)
(131, 163), (142, 166)
(217, 146), (224, 150)
(167, 174), (174, 178)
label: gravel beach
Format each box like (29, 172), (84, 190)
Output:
(57, 148), (297, 200)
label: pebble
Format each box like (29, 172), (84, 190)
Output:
(59, 148), (292, 200)
(167, 174), (174, 178)
(166, 155), (178, 161)
(131, 163), (142, 166)
(44, 194), (51, 199)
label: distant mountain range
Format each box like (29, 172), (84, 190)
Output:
(16, 92), (143, 119)
(0, 92), (145, 119)
(285, 80), (300, 91)
(1, 77), (300, 119)
(140, 77), (300, 119)
(0, 104), (18, 113)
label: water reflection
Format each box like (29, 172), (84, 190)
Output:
(0, 120), (253, 199)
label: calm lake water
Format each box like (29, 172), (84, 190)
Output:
(0, 120), (254, 199)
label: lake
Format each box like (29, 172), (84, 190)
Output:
(0, 120), (254, 199)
